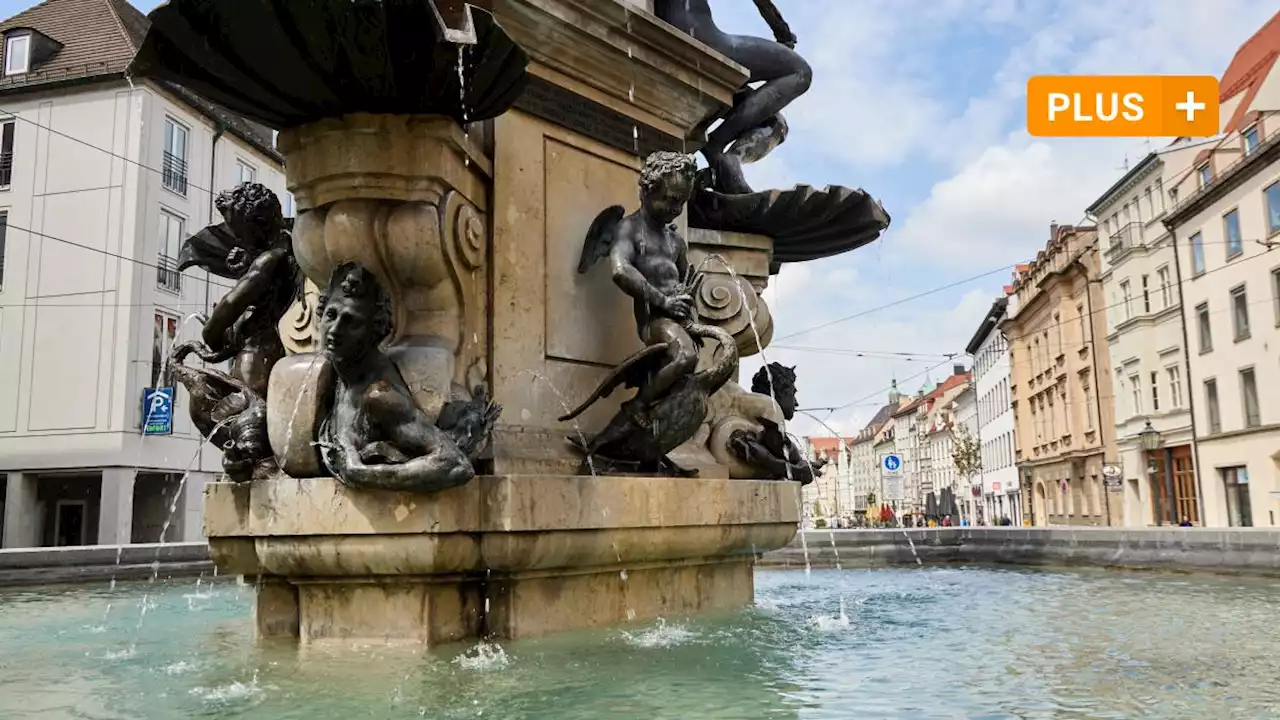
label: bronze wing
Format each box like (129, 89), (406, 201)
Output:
(557, 342), (669, 422)
(577, 205), (626, 274)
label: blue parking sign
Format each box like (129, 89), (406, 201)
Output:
(142, 387), (174, 436)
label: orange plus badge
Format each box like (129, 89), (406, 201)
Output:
(1027, 75), (1219, 138)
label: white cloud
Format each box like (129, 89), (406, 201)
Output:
(711, 0), (1278, 438)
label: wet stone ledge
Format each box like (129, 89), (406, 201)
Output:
(760, 527), (1280, 576)
(0, 542), (212, 587)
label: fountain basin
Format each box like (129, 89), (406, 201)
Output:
(204, 475), (799, 644)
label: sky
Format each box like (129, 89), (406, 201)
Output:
(1, 0), (1271, 439)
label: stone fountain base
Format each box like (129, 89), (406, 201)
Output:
(204, 475), (799, 645)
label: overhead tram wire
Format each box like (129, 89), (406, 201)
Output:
(0, 220), (237, 295)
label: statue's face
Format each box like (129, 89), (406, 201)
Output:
(776, 386), (798, 421)
(319, 292), (380, 362)
(643, 173), (694, 224)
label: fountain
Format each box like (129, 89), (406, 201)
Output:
(127, 0), (889, 646)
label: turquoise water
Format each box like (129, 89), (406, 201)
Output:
(1, 567), (1279, 719)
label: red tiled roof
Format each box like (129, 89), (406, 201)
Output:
(1219, 10), (1280, 133)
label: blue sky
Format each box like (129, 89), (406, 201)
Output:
(1, 0), (1273, 436)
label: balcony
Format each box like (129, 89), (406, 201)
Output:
(162, 152), (188, 195)
(157, 255), (182, 294)
(1105, 222), (1144, 263)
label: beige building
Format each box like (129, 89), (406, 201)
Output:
(1162, 12), (1280, 528)
(1087, 139), (1220, 526)
(1003, 225), (1120, 526)
(0, 0), (286, 548)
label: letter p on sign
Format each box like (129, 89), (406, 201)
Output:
(1027, 75), (1219, 137)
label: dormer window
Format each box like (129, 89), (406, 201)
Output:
(5, 33), (30, 75)
(1243, 125), (1260, 155)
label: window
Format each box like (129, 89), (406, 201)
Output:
(1230, 284), (1249, 341)
(1076, 302), (1085, 346)
(1120, 280), (1132, 320)
(1128, 374), (1141, 416)
(1190, 232), (1204, 275)
(236, 159), (256, 185)
(1224, 209), (1243, 258)
(1268, 182), (1280, 236)
(1240, 367), (1260, 428)
(163, 119), (189, 195)
(1196, 302), (1212, 353)
(283, 191), (296, 218)
(1169, 187), (1179, 205)
(1150, 371), (1160, 412)
(1197, 164), (1211, 187)
(1222, 467), (1252, 527)
(1155, 179), (1164, 212)
(1167, 366), (1183, 408)
(1144, 187), (1153, 219)
(0, 120), (13, 188)
(157, 211), (184, 293)
(1204, 378), (1221, 434)
(1157, 266), (1172, 308)
(1082, 374), (1095, 430)
(0, 211), (6, 288)
(1141, 274), (1150, 313)
(1243, 126), (1259, 155)
(4, 34), (29, 75)
(151, 312), (180, 388)
(1273, 267), (1280, 327)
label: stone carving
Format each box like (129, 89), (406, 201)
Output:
(560, 151), (739, 476)
(315, 262), (500, 493)
(279, 278), (321, 355)
(693, 269), (774, 356)
(720, 364), (824, 484)
(653, 0), (809, 195)
(168, 183), (300, 482)
(129, 0), (528, 129)
(289, 161), (489, 423)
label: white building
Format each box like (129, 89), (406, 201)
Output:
(1163, 12), (1280, 528)
(1087, 138), (1222, 526)
(966, 296), (1020, 524)
(0, 0), (285, 549)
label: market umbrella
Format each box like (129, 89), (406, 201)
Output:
(925, 491), (939, 519)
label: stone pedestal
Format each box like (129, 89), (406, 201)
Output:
(205, 474), (798, 644)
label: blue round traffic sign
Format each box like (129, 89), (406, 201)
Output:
(883, 454), (901, 471)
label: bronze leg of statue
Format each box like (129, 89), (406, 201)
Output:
(628, 319), (698, 419)
(702, 35), (812, 194)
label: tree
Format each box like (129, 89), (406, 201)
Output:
(951, 424), (983, 524)
(812, 499), (824, 518)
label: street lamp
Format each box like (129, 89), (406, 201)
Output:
(1139, 420), (1164, 522)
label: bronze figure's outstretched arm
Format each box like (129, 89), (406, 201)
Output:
(752, 0), (796, 47)
(201, 248), (286, 349)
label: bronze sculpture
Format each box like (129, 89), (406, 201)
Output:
(561, 151), (738, 476)
(168, 183), (300, 481)
(316, 262), (500, 493)
(653, 0), (810, 195)
(726, 363), (825, 484)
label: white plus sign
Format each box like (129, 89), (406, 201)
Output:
(1175, 91), (1206, 122)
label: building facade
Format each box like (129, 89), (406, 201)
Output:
(1162, 13), (1280, 527)
(1087, 141), (1217, 526)
(1004, 225), (1120, 526)
(0, 0), (286, 549)
(966, 295), (1020, 524)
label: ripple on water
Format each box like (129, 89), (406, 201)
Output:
(3, 569), (1280, 719)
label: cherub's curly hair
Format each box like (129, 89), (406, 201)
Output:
(639, 151), (698, 195)
(318, 262), (394, 342)
(751, 363), (797, 398)
(215, 182), (284, 247)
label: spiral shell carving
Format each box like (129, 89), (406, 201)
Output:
(695, 274), (773, 357)
(280, 279), (321, 354)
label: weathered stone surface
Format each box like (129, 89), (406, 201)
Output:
(762, 527), (1280, 576)
(204, 474), (799, 644)
(266, 354), (332, 479)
